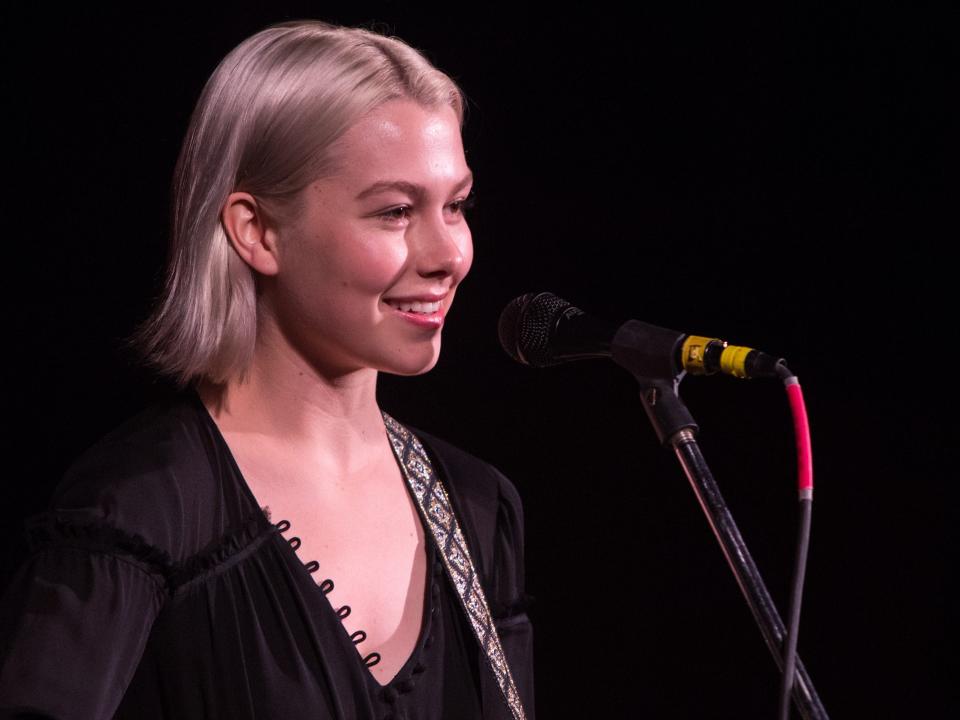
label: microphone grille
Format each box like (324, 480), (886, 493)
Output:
(498, 292), (571, 366)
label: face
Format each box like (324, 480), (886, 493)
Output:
(267, 98), (474, 377)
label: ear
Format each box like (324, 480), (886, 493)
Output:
(220, 191), (281, 276)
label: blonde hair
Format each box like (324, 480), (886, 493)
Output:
(128, 19), (466, 388)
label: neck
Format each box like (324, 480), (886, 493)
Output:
(198, 326), (388, 478)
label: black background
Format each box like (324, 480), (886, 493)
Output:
(1, 2), (953, 717)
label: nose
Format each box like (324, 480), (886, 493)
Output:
(412, 212), (471, 279)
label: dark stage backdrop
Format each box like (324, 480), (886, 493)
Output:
(2, 3), (952, 717)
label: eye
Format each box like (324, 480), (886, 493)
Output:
(379, 205), (411, 223)
(448, 188), (477, 216)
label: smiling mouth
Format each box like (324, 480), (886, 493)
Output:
(384, 300), (442, 314)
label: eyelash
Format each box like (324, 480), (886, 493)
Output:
(379, 189), (477, 223)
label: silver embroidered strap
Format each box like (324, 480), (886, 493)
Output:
(383, 412), (527, 720)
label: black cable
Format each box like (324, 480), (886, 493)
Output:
(778, 497), (813, 719)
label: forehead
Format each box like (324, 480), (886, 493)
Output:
(329, 99), (467, 183)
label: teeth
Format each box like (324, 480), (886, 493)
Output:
(389, 300), (441, 314)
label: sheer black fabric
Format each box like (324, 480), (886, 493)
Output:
(0, 389), (534, 720)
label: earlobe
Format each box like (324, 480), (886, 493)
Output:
(221, 192), (281, 276)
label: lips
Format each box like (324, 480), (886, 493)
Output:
(383, 292), (448, 312)
(384, 299), (441, 314)
(382, 293), (448, 328)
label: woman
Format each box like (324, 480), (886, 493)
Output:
(0, 19), (534, 720)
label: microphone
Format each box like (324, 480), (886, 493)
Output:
(498, 292), (785, 379)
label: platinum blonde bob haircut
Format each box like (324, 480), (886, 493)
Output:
(129, 19), (466, 388)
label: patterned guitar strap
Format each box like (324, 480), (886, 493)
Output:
(382, 412), (527, 720)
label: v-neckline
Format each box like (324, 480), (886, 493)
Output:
(188, 386), (437, 691)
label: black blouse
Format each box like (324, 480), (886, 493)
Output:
(0, 389), (535, 720)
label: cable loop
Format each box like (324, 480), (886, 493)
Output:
(273, 518), (383, 675)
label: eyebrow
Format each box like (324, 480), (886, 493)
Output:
(354, 171), (474, 201)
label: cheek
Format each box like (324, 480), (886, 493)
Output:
(277, 232), (402, 315)
(360, 240), (410, 290)
(323, 234), (409, 295)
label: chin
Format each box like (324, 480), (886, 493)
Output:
(381, 347), (442, 377)
(385, 359), (440, 377)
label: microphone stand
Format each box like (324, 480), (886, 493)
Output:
(635, 375), (828, 719)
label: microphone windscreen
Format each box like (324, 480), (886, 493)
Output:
(498, 292), (572, 367)
(497, 293), (531, 364)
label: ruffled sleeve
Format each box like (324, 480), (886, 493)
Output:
(0, 511), (169, 720)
